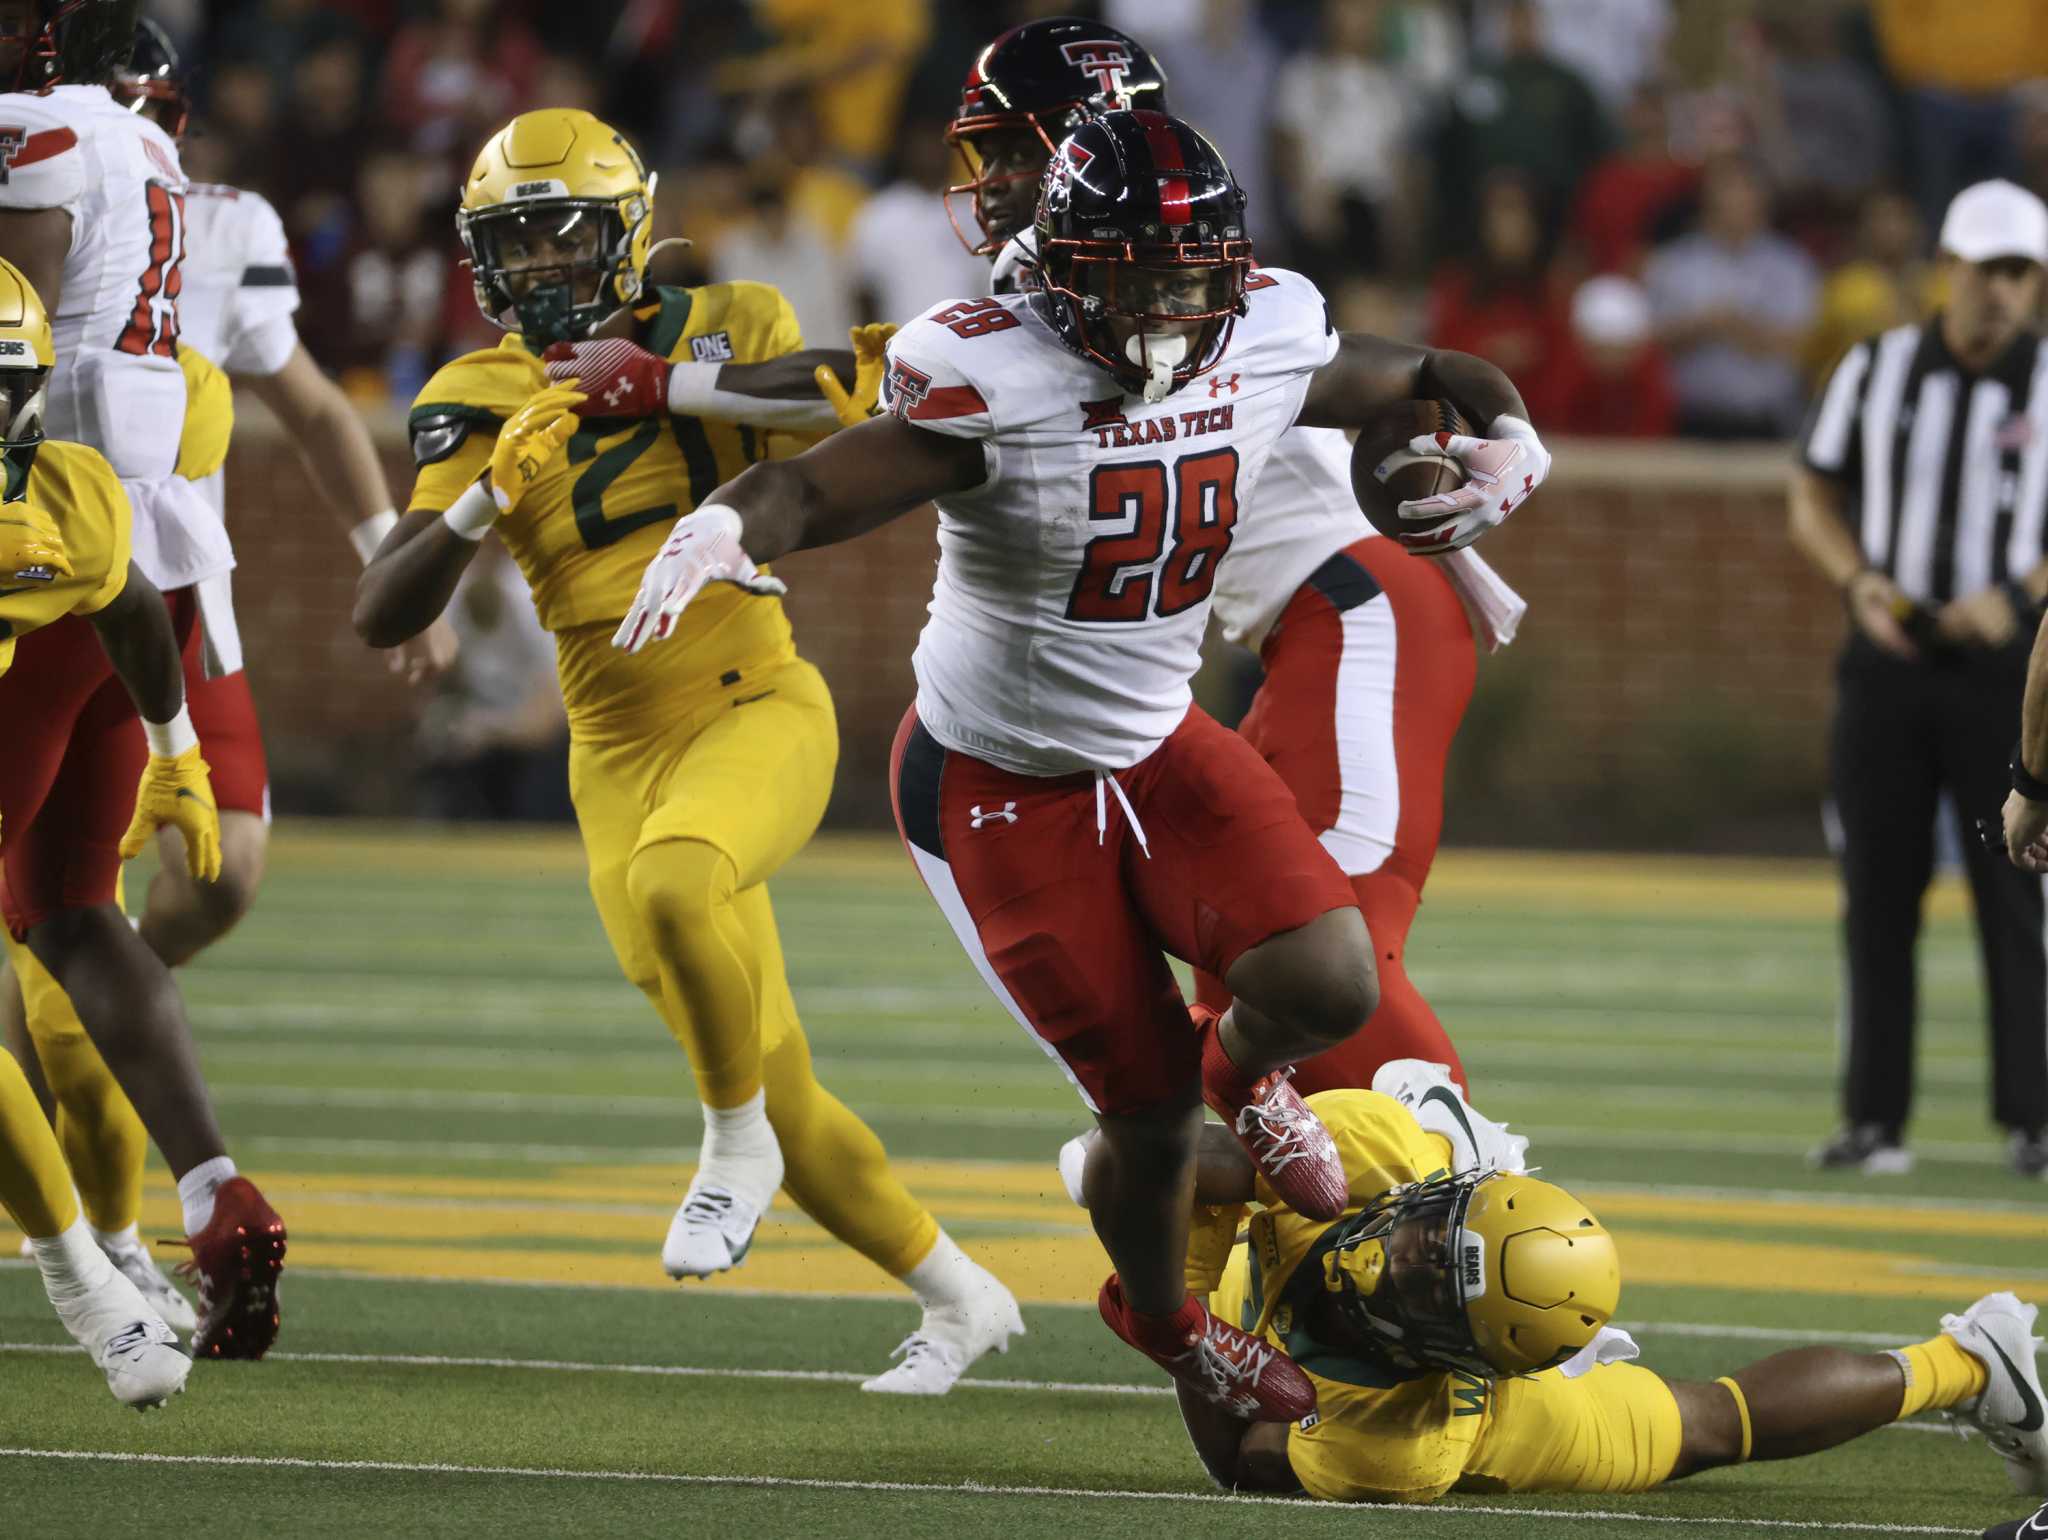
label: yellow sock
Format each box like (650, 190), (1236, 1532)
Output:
(626, 838), (766, 1109)
(0, 1046), (79, 1238)
(1890, 1335), (1990, 1417)
(9, 935), (146, 1233)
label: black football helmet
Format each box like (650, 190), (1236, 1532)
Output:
(0, 0), (143, 91)
(1034, 109), (1251, 403)
(109, 17), (185, 140)
(945, 16), (1168, 256)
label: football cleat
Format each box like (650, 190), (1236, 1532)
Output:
(662, 1181), (769, 1279)
(1206, 1066), (1347, 1220)
(1100, 1274), (1316, 1423)
(862, 1264), (1025, 1396)
(102, 1236), (198, 1335)
(1943, 1292), (2048, 1494)
(176, 1177), (286, 1360)
(52, 1268), (189, 1410)
(2013, 1130), (2048, 1182)
(1983, 1497), (2048, 1538)
(1809, 1123), (1914, 1175)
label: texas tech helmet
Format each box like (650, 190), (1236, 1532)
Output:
(1034, 110), (1251, 403)
(946, 17), (1168, 256)
(110, 17), (187, 141)
(0, 0), (143, 92)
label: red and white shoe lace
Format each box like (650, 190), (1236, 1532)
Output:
(1100, 1276), (1315, 1423)
(1227, 1068), (1348, 1220)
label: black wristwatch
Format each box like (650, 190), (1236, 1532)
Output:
(2014, 739), (2048, 801)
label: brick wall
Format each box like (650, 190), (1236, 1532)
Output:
(224, 412), (1840, 850)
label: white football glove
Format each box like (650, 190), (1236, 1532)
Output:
(1391, 414), (1551, 555)
(612, 503), (785, 654)
(1371, 1058), (1530, 1175)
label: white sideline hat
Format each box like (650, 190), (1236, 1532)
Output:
(1938, 179), (2048, 264)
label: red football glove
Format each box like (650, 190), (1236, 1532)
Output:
(542, 337), (670, 417)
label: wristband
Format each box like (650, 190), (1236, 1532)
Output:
(440, 480), (497, 541)
(143, 704), (198, 758)
(349, 509), (398, 565)
(2014, 738), (2048, 801)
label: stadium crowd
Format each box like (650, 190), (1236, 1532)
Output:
(145, 0), (2048, 439)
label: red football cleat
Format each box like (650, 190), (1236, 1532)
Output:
(1195, 1008), (1348, 1220)
(176, 1177), (287, 1360)
(1100, 1275), (1316, 1423)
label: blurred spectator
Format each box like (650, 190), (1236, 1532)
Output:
(1803, 187), (1938, 383)
(2014, 81), (2048, 211)
(417, 542), (571, 824)
(183, 53), (279, 188)
(271, 24), (373, 263)
(1273, 0), (1419, 282)
(719, 0), (932, 178)
(650, 155), (753, 289)
(743, 94), (872, 251)
(381, 0), (543, 165)
(1644, 155), (1819, 439)
(1569, 83), (1699, 277)
(1548, 275), (1676, 436)
(295, 145), (452, 404)
(848, 116), (985, 325)
(1426, 170), (1567, 421)
(1428, 0), (1609, 258)
(1475, 0), (1671, 118)
(711, 171), (855, 350)
(1373, 1), (1464, 99)
(1873, 0), (2048, 221)
(1744, 8), (1892, 246)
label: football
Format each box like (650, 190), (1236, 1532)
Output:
(1350, 399), (1471, 542)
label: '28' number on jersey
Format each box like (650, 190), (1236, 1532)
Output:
(1066, 448), (1240, 623)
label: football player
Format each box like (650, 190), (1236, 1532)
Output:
(0, 0), (287, 1360)
(949, 16), (1527, 1097)
(1061, 1071), (2048, 1505)
(613, 108), (1550, 1415)
(0, 250), (238, 1403)
(354, 108), (1021, 1393)
(0, 18), (457, 1334)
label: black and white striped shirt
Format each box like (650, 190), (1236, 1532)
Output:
(1800, 321), (2048, 604)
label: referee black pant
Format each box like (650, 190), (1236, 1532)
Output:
(1830, 637), (2048, 1136)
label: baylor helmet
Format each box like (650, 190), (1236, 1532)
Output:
(0, 257), (55, 500)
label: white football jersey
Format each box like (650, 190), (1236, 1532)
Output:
(179, 183), (299, 377)
(0, 83), (227, 589)
(886, 268), (1338, 775)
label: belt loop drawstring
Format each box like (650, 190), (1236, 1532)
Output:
(1093, 769), (1151, 859)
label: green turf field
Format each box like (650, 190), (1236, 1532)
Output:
(3, 825), (2043, 1537)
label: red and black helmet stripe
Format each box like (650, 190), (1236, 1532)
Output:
(1134, 110), (1192, 228)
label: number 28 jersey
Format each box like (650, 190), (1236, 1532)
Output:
(885, 268), (1337, 775)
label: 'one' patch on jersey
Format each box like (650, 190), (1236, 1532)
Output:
(691, 331), (735, 363)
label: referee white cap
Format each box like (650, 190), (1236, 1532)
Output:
(1939, 179), (2048, 264)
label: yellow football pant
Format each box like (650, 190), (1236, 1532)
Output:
(4, 928), (149, 1236)
(0, 1038), (79, 1238)
(573, 654), (936, 1280)
(1460, 1362), (1685, 1494)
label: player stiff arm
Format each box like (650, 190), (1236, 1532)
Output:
(1072, 1078), (2047, 1504)
(613, 109), (1547, 1418)
(355, 109), (1020, 1393)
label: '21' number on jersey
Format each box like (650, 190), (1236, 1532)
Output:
(1066, 448), (1239, 622)
(114, 179), (184, 358)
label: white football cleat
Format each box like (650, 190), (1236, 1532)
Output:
(1371, 1058), (1530, 1174)
(662, 1180), (771, 1279)
(16, 1234), (30, 1259)
(862, 1263), (1025, 1396)
(101, 1237), (198, 1335)
(54, 1268), (190, 1410)
(1942, 1291), (2048, 1494)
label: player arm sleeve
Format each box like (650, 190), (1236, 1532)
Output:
(221, 192), (303, 377)
(405, 405), (498, 512)
(1798, 339), (1871, 484)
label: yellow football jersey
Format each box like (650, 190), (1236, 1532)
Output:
(404, 281), (802, 719)
(1212, 1090), (1485, 1505)
(0, 440), (133, 675)
(173, 343), (234, 482)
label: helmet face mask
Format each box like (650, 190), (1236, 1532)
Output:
(0, 364), (47, 499)
(460, 201), (624, 345)
(1050, 247), (1246, 401)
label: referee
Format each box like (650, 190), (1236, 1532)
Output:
(1791, 178), (2048, 1181)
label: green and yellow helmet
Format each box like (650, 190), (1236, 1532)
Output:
(0, 257), (55, 501)
(457, 108), (655, 347)
(1320, 1170), (1619, 1380)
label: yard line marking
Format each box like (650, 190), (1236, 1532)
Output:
(0, 1448), (1981, 1532)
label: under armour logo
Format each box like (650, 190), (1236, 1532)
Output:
(1208, 374), (1239, 398)
(969, 803), (1018, 828)
(603, 380), (630, 408)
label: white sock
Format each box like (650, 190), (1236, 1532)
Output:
(177, 1155), (237, 1235)
(902, 1230), (983, 1315)
(694, 1091), (778, 1206)
(32, 1218), (116, 1305)
(91, 1222), (141, 1252)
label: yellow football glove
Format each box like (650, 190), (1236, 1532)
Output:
(119, 745), (221, 881)
(488, 385), (586, 515)
(0, 502), (71, 579)
(813, 323), (897, 428)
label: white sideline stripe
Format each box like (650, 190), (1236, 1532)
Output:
(0, 1448), (1982, 1532)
